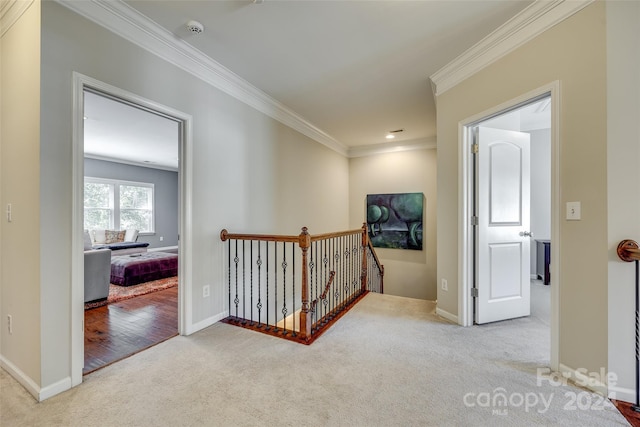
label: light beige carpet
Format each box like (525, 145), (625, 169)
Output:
(1, 292), (629, 426)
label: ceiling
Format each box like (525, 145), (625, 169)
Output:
(83, 0), (536, 169)
(84, 91), (180, 170)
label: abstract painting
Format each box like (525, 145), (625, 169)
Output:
(366, 193), (423, 250)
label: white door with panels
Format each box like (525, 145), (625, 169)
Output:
(475, 127), (531, 324)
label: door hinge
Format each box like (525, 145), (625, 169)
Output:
(472, 143), (479, 154)
(471, 216), (479, 226)
(471, 288), (479, 298)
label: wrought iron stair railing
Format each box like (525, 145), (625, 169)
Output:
(220, 224), (384, 344)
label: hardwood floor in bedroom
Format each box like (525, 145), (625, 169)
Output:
(84, 286), (178, 375)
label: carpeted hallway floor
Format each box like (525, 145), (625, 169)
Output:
(1, 287), (629, 426)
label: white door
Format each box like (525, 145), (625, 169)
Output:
(475, 127), (531, 324)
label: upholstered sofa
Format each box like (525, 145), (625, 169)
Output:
(87, 229), (149, 256)
(84, 248), (111, 303)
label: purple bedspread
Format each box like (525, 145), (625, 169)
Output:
(110, 251), (178, 286)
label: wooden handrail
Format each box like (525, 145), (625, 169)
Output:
(367, 239), (384, 271)
(220, 228), (364, 244)
(311, 271), (336, 311)
(220, 229), (300, 243)
(618, 239), (640, 262)
(310, 228), (364, 242)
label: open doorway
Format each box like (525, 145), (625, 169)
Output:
(459, 82), (559, 370)
(71, 73), (193, 385)
(82, 90), (180, 374)
(471, 95), (551, 325)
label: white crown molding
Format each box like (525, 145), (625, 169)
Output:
(1, 0), (34, 37)
(348, 137), (436, 158)
(55, 0), (348, 157)
(430, 0), (594, 97)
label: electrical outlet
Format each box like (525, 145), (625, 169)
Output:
(7, 315), (12, 334)
(159, 236), (164, 241)
(203, 285), (210, 298)
(441, 279), (448, 291)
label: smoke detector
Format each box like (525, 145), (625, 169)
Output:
(186, 20), (204, 35)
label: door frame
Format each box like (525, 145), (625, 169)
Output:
(458, 81), (560, 371)
(70, 73), (194, 386)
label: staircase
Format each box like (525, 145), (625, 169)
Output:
(220, 224), (384, 344)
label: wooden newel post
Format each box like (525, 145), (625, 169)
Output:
(299, 227), (312, 341)
(617, 239), (640, 412)
(361, 223), (368, 292)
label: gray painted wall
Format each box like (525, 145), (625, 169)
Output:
(84, 158), (178, 248)
(36, 0), (349, 390)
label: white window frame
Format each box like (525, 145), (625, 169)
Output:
(84, 176), (155, 233)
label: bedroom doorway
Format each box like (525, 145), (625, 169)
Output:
(459, 82), (559, 370)
(71, 73), (193, 386)
(82, 89), (181, 374)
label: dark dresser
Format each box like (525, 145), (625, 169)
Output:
(536, 239), (551, 285)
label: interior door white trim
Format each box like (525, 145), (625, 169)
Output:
(458, 81), (560, 371)
(71, 73), (193, 386)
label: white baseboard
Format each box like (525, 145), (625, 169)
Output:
(1, 355), (40, 401)
(39, 376), (72, 401)
(435, 307), (458, 324)
(1, 354), (72, 401)
(558, 363), (610, 397)
(607, 384), (635, 403)
(185, 310), (228, 335)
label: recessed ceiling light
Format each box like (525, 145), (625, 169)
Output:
(386, 129), (404, 140)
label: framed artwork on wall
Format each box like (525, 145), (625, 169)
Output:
(366, 193), (423, 250)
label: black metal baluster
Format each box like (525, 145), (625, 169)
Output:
(292, 242), (296, 336)
(338, 236), (342, 307)
(250, 240), (254, 324)
(266, 242), (270, 329)
(274, 243), (278, 331)
(234, 240), (239, 318)
(350, 234), (355, 298)
(635, 260), (640, 411)
(343, 236), (348, 304)
(354, 236), (359, 295)
(227, 239), (231, 317)
(313, 241), (318, 331)
(282, 242), (288, 333)
(330, 238), (334, 315)
(242, 240), (246, 322)
(257, 241), (262, 326)
(323, 239), (329, 322)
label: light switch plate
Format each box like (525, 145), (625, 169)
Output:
(566, 202), (581, 220)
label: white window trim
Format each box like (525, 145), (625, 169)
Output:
(84, 176), (155, 232)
